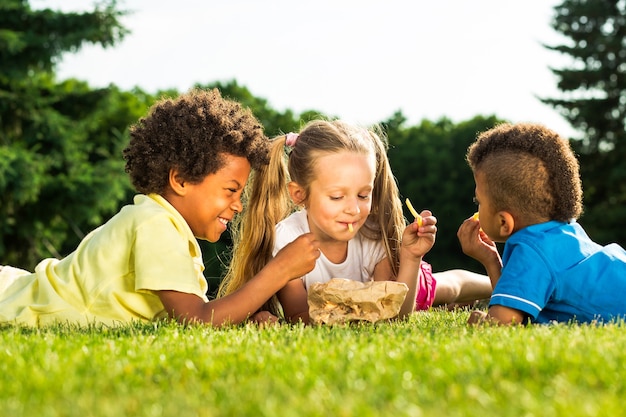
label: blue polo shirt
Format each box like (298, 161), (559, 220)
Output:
(490, 220), (626, 324)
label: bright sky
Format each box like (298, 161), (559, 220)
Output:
(33, 0), (578, 138)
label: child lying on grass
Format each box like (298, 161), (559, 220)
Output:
(457, 122), (626, 325)
(0, 89), (319, 327)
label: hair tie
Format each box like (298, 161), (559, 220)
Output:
(285, 132), (299, 147)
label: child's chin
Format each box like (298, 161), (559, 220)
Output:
(201, 232), (222, 243)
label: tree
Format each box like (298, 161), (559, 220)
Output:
(0, 0), (144, 268)
(387, 114), (503, 272)
(541, 0), (626, 244)
(202, 80), (323, 137)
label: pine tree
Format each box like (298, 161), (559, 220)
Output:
(542, 0), (626, 244)
(0, 0), (141, 267)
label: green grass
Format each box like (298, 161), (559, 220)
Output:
(1, 310), (625, 417)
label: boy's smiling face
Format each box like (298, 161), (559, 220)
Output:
(168, 154), (251, 242)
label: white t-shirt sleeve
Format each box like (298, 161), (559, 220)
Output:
(274, 210), (309, 256)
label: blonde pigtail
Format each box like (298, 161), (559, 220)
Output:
(368, 128), (405, 277)
(219, 137), (294, 316)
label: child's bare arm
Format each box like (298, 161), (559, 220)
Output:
(158, 233), (319, 326)
(372, 256), (417, 318)
(277, 279), (310, 324)
(370, 209), (436, 318)
(468, 305), (526, 325)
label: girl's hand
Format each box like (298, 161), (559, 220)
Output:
(401, 209), (436, 259)
(456, 216), (499, 265)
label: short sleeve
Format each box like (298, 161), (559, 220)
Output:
(274, 212), (308, 257)
(491, 242), (556, 319)
(133, 215), (206, 298)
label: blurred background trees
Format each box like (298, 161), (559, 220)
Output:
(541, 0), (626, 244)
(2, 0), (625, 293)
(0, 0), (140, 266)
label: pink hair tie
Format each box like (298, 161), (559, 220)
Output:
(285, 132), (299, 147)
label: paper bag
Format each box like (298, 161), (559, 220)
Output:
(308, 278), (408, 325)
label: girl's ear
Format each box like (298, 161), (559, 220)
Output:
(498, 211), (516, 238)
(288, 181), (307, 206)
(169, 169), (186, 196)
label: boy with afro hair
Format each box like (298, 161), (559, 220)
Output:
(0, 88), (319, 327)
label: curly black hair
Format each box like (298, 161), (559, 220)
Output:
(123, 88), (270, 194)
(467, 123), (583, 223)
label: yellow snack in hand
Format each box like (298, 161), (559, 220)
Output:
(472, 211), (483, 232)
(348, 223), (354, 233)
(405, 198), (423, 227)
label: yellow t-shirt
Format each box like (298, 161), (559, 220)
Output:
(0, 194), (208, 326)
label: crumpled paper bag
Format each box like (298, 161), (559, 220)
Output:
(308, 278), (408, 325)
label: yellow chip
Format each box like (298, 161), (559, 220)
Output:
(405, 198), (423, 227)
(472, 212), (480, 221)
(348, 223), (354, 233)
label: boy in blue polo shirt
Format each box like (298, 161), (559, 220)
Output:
(456, 122), (626, 325)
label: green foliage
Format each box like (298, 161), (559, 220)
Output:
(200, 80), (305, 138)
(387, 115), (503, 272)
(542, 0), (626, 245)
(0, 1), (516, 280)
(0, 0), (150, 268)
(11, 0), (626, 290)
(1, 313), (625, 416)
(0, 77), (152, 267)
(0, 0), (128, 78)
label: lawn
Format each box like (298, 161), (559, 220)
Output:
(1, 310), (624, 417)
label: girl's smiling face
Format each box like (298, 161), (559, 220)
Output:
(302, 151), (375, 242)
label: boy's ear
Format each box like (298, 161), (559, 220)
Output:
(497, 211), (516, 238)
(288, 181), (307, 206)
(169, 169), (186, 196)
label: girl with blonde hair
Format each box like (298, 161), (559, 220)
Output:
(221, 119), (491, 323)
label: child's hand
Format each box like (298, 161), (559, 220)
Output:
(272, 233), (320, 281)
(457, 215), (498, 265)
(401, 209), (437, 260)
(468, 306), (526, 326)
(467, 310), (488, 325)
(250, 310), (280, 327)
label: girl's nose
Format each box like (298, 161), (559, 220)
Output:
(345, 198), (361, 215)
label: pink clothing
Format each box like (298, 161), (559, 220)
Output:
(416, 261), (437, 310)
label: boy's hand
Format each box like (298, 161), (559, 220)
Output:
(467, 310), (489, 324)
(457, 216), (499, 264)
(468, 306), (526, 326)
(272, 233), (320, 281)
(457, 215), (503, 289)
